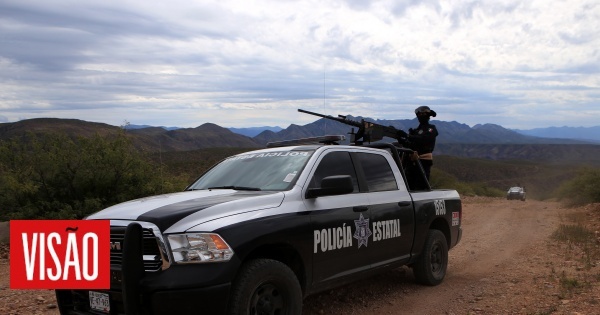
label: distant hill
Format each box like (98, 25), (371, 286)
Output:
(0, 119), (260, 152)
(127, 123), (261, 151)
(124, 124), (180, 131)
(228, 126), (283, 137)
(254, 116), (589, 145)
(118, 124), (285, 137)
(435, 143), (600, 166)
(514, 126), (600, 143)
(251, 116), (599, 164)
(0, 118), (120, 140)
(1, 117), (597, 164)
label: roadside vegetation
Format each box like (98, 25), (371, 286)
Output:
(550, 205), (600, 298)
(556, 167), (600, 206)
(434, 155), (582, 201)
(0, 132), (180, 220)
(1, 131), (598, 221)
(430, 168), (504, 197)
(148, 147), (253, 185)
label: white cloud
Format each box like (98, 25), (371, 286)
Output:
(0, 0), (599, 129)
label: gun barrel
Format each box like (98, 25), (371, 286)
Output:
(297, 109), (332, 119)
(298, 109), (362, 127)
(297, 108), (406, 144)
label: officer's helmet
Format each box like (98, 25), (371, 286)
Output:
(414, 106), (437, 117)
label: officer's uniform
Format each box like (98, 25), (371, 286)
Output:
(408, 106), (438, 180)
(407, 122), (438, 180)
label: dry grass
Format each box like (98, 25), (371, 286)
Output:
(548, 204), (600, 301)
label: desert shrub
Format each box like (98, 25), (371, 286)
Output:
(429, 168), (460, 190)
(149, 147), (252, 185)
(556, 167), (600, 206)
(552, 224), (594, 244)
(0, 131), (175, 220)
(470, 183), (505, 197)
(429, 168), (502, 197)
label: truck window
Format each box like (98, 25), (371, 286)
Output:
(309, 151), (359, 192)
(356, 152), (398, 192)
(188, 150), (314, 191)
(399, 152), (430, 191)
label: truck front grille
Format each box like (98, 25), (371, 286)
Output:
(109, 221), (170, 272)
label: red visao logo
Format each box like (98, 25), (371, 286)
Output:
(10, 220), (110, 289)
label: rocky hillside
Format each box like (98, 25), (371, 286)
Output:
(436, 143), (600, 165)
(1, 117), (597, 163)
(0, 119), (260, 152)
(129, 123), (261, 151)
(254, 115), (588, 145)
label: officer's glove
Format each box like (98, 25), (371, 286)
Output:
(396, 129), (408, 139)
(411, 151), (419, 161)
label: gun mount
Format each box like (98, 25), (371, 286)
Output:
(298, 109), (407, 145)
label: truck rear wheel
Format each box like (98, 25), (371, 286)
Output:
(228, 259), (302, 315)
(413, 229), (448, 286)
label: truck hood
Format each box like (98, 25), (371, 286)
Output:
(87, 190), (283, 232)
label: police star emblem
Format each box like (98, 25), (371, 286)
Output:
(353, 213), (372, 249)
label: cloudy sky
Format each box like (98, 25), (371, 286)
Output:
(1, 0), (598, 129)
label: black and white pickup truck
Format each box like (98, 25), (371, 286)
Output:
(56, 136), (462, 315)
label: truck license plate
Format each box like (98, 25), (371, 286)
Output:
(89, 291), (110, 313)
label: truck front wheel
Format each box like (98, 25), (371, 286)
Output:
(228, 259), (302, 315)
(413, 229), (448, 286)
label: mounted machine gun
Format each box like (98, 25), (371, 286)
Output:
(298, 109), (408, 145)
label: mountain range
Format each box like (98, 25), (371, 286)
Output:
(252, 117), (592, 145)
(1, 117), (599, 164)
(127, 122), (600, 143)
(513, 126), (600, 143)
(228, 126), (283, 137)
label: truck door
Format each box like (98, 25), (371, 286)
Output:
(353, 152), (415, 267)
(304, 150), (373, 286)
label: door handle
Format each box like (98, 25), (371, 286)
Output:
(353, 206), (369, 212)
(398, 201), (411, 207)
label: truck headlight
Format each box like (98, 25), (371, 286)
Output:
(167, 233), (234, 263)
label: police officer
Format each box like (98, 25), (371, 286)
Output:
(406, 106), (438, 180)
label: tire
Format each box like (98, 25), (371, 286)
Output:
(228, 259), (302, 315)
(413, 229), (448, 286)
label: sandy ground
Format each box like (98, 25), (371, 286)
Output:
(1, 197), (599, 314)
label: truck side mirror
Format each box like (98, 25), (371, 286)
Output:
(306, 175), (353, 198)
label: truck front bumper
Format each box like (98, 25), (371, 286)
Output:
(56, 261), (240, 315)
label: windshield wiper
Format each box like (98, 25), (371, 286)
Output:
(206, 186), (262, 191)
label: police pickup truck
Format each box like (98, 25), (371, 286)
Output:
(56, 135), (462, 315)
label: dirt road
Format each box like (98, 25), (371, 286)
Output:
(1, 197), (599, 314)
(302, 197), (599, 315)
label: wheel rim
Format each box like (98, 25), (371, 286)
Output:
(250, 283), (285, 315)
(430, 242), (443, 275)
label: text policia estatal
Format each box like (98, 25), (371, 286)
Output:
(313, 216), (401, 253)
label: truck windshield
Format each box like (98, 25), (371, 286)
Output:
(187, 150), (314, 191)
